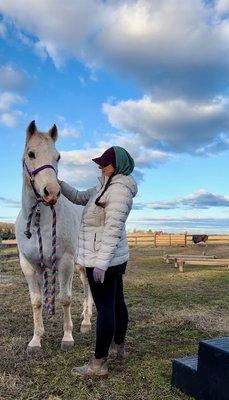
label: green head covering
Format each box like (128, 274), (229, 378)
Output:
(113, 146), (135, 175)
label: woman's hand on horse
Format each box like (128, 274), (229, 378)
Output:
(93, 267), (105, 283)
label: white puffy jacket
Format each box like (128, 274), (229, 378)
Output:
(60, 173), (138, 270)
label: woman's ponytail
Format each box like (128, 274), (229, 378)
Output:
(95, 171), (116, 208)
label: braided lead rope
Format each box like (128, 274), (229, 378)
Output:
(49, 205), (57, 316)
(34, 205), (45, 268)
(25, 202), (57, 316)
(34, 205), (50, 314)
(24, 200), (41, 238)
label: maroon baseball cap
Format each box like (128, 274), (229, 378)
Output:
(92, 147), (116, 168)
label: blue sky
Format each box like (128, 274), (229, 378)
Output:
(0, 0), (229, 233)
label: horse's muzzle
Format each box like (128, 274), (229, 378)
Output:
(43, 187), (60, 205)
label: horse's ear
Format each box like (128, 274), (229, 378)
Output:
(48, 124), (58, 142)
(26, 120), (37, 142)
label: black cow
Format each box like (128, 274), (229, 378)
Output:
(192, 234), (208, 244)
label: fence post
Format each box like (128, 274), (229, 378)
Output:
(184, 232), (187, 247)
(169, 234), (172, 246)
(154, 233), (157, 247)
(135, 236), (137, 246)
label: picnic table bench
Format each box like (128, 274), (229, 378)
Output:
(163, 254), (216, 266)
(176, 258), (229, 272)
(163, 254), (229, 272)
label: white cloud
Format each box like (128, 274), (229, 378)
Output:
(0, 91), (26, 127)
(0, 110), (23, 127)
(0, 91), (25, 111)
(59, 163), (99, 189)
(103, 96), (229, 154)
(56, 116), (82, 138)
(0, 65), (28, 127)
(92, 0), (229, 99)
(0, 64), (29, 92)
(0, 0), (102, 68)
(59, 125), (81, 138)
(1, 1), (229, 98)
(58, 146), (106, 188)
(2, 1), (229, 161)
(61, 147), (103, 166)
(98, 133), (172, 168)
(216, 0), (229, 14)
(57, 133), (166, 188)
(146, 189), (229, 210)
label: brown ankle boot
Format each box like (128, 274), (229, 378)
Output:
(71, 355), (108, 379)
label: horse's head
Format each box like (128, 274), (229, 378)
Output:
(23, 120), (61, 205)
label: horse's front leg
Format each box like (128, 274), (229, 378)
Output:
(19, 253), (44, 350)
(58, 254), (74, 350)
(76, 265), (93, 333)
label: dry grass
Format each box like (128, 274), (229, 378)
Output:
(0, 244), (228, 400)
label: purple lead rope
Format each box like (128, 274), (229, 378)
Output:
(25, 202), (57, 316)
(23, 159), (58, 316)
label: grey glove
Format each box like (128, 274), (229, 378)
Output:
(93, 267), (105, 283)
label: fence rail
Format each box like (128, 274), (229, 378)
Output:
(0, 243), (18, 249)
(0, 240), (19, 265)
(127, 234), (229, 247)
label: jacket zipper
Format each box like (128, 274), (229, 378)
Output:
(93, 233), (96, 251)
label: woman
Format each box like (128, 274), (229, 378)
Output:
(58, 146), (138, 378)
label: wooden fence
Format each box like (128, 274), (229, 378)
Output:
(0, 240), (19, 263)
(127, 233), (229, 247)
(1, 235), (229, 250)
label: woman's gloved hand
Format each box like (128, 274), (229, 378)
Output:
(93, 267), (105, 283)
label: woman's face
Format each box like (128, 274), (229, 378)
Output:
(99, 163), (115, 177)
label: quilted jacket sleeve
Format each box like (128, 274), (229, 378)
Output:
(94, 183), (133, 271)
(60, 180), (95, 206)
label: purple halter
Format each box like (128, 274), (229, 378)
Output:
(23, 159), (57, 199)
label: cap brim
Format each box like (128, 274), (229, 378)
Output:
(92, 157), (104, 166)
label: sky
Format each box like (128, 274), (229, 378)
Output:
(0, 0), (229, 233)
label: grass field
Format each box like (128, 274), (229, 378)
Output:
(0, 244), (229, 400)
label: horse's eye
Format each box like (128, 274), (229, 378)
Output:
(57, 154), (61, 162)
(28, 151), (35, 159)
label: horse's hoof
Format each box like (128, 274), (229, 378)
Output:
(27, 345), (42, 353)
(80, 324), (91, 334)
(61, 340), (74, 350)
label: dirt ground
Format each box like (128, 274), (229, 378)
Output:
(0, 243), (228, 400)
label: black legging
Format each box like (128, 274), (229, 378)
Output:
(86, 262), (128, 359)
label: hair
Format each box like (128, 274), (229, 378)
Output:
(95, 170), (116, 208)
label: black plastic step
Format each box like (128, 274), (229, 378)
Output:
(172, 355), (199, 398)
(198, 336), (229, 400)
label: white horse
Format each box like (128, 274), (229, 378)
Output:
(15, 121), (93, 351)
